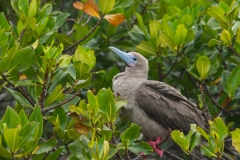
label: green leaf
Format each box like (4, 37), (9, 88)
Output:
(227, 65), (240, 99)
(196, 127), (209, 140)
(221, 70), (230, 94)
(0, 13), (11, 30)
(171, 130), (189, 153)
(1, 106), (21, 128)
(236, 28), (240, 44)
(45, 148), (63, 160)
(99, 0), (115, 14)
(29, 106), (43, 139)
(149, 20), (160, 47)
(175, 24), (187, 45)
(4, 88), (32, 107)
(0, 46), (18, 74)
(8, 46), (35, 72)
(231, 128), (240, 153)
(214, 117), (228, 141)
(17, 122), (39, 151)
(120, 123), (141, 147)
(207, 6), (228, 26)
(128, 141), (153, 155)
(220, 29), (231, 45)
(136, 40), (156, 56)
(54, 13), (70, 29)
(87, 90), (99, 116)
(28, 0), (38, 17)
(53, 107), (66, 130)
(200, 146), (217, 158)
(196, 56), (210, 80)
(134, 12), (149, 40)
(3, 125), (22, 152)
(34, 137), (58, 154)
(158, 31), (176, 52)
(0, 147), (12, 158)
(18, 0), (29, 16)
(19, 110), (29, 126)
(208, 39), (221, 47)
(97, 88), (114, 122)
(44, 84), (65, 106)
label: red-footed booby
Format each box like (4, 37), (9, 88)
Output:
(109, 46), (205, 157)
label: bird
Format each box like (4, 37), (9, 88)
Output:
(109, 46), (206, 157)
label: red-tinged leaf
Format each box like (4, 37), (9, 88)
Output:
(104, 14), (125, 26)
(83, 0), (100, 19)
(73, 2), (84, 10)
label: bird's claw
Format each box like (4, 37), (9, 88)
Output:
(148, 136), (164, 157)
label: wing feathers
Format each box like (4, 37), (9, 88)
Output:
(135, 81), (205, 133)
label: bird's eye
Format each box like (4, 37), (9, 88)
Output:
(133, 57), (137, 61)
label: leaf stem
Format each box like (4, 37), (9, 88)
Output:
(63, 15), (104, 54)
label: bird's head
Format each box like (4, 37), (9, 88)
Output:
(109, 46), (148, 73)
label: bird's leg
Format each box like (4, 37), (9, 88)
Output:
(148, 136), (164, 157)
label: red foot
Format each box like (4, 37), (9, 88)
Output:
(148, 136), (164, 157)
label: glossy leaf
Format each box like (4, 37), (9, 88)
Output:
(120, 123), (141, 147)
(128, 142), (153, 155)
(220, 29), (231, 45)
(207, 6), (228, 26)
(231, 128), (240, 153)
(136, 40), (156, 56)
(18, 0), (29, 16)
(214, 117), (228, 141)
(28, 0), (38, 17)
(34, 137), (58, 154)
(171, 130), (189, 153)
(0, 147), (12, 158)
(5, 87), (32, 107)
(45, 148), (63, 160)
(44, 84), (65, 106)
(3, 125), (22, 152)
(158, 31), (176, 52)
(149, 20), (160, 47)
(175, 24), (187, 45)
(135, 12), (149, 39)
(1, 106), (21, 128)
(29, 106), (43, 139)
(196, 56), (210, 80)
(0, 12), (11, 30)
(99, 0), (115, 14)
(201, 146), (217, 158)
(227, 65), (240, 99)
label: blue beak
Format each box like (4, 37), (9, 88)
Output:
(109, 46), (136, 67)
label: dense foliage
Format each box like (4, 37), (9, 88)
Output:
(0, 0), (240, 159)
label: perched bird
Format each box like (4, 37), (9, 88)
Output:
(109, 46), (206, 157)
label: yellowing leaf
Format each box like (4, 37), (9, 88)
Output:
(84, 0), (100, 19)
(73, 2), (84, 10)
(19, 74), (27, 80)
(104, 14), (125, 26)
(74, 122), (92, 134)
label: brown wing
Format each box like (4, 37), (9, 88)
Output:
(135, 80), (205, 133)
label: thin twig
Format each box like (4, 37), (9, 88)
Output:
(203, 84), (240, 116)
(2, 74), (35, 106)
(126, 149), (131, 160)
(42, 89), (82, 112)
(189, 152), (203, 160)
(199, 82), (210, 128)
(82, 16), (91, 26)
(64, 143), (70, 155)
(229, 45), (240, 57)
(39, 67), (49, 109)
(64, 80), (79, 94)
(18, 28), (26, 41)
(63, 16), (104, 54)
(162, 149), (184, 160)
(161, 58), (178, 79)
(79, 12), (85, 24)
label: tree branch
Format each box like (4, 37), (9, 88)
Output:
(2, 74), (35, 106)
(39, 67), (49, 109)
(161, 58), (178, 79)
(42, 89), (82, 113)
(202, 83), (240, 116)
(63, 16), (104, 54)
(199, 82), (210, 127)
(229, 45), (240, 57)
